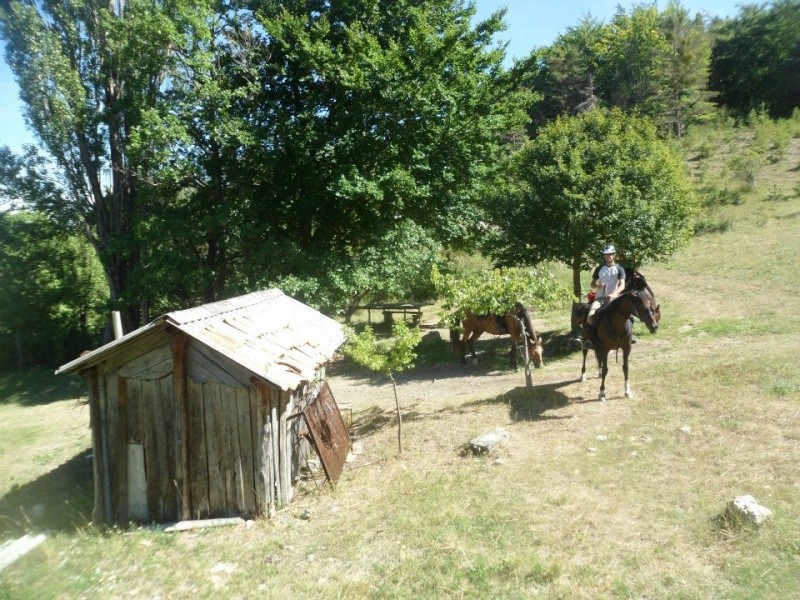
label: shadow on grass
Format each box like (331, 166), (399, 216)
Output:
(352, 377), (587, 441)
(0, 448), (94, 537)
(0, 369), (88, 407)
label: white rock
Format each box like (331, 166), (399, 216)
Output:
(725, 495), (773, 526)
(469, 429), (509, 454)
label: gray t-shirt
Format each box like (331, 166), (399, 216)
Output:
(592, 263), (625, 300)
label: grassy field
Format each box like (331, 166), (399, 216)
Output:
(1, 123), (799, 599)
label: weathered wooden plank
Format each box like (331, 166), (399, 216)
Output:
(219, 386), (240, 516)
(171, 333), (190, 521)
(126, 379), (143, 445)
(251, 378), (272, 517)
(126, 443), (149, 521)
(187, 379), (209, 519)
(278, 390), (290, 507)
(203, 382), (224, 516)
(86, 370), (105, 524)
(101, 330), (171, 376)
(117, 343), (172, 379)
(187, 343), (253, 388)
(235, 387), (256, 517)
(104, 374), (120, 522)
(115, 376), (128, 524)
(270, 393), (281, 508)
(158, 375), (178, 521)
(142, 379), (166, 520)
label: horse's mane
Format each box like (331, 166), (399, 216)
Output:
(626, 270), (656, 300)
(514, 302), (536, 341)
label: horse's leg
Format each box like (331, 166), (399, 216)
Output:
(580, 348), (589, 382)
(623, 343), (633, 398)
(507, 334), (519, 371)
(597, 349), (608, 402)
(456, 330), (468, 364)
(467, 331), (481, 365)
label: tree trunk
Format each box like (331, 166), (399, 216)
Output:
(572, 256), (583, 298)
(389, 373), (403, 454)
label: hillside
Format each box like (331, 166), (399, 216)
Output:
(1, 124), (799, 598)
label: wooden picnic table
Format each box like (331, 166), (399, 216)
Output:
(359, 302), (427, 325)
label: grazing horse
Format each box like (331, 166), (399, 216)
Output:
(450, 302), (543, 371)
(573, 271), (660, 401)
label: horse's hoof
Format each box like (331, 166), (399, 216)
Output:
(580, 374), (587, 382)
(625, 390), (634, 399)
(598, 394), (607, 402)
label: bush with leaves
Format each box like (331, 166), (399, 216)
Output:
(343, 321), (422, 454)
(432, 265), (572, 326)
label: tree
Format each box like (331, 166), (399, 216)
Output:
(241, 1), (532, 289)
(343, 321), (422, 454)
(709, 1), (800, 119)
(0, 0), (197, 331)
(432, 265), (572, 324)
(0, 210), (107, 369)
(485, 109), (697, 298)
(527, 17), (605, 134)
(660, 1), (716, 137)
(594, 5), (670, 118)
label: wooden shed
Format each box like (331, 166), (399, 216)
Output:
(56, 289), (346, 525)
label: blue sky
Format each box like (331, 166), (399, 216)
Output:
(0, 1), (743, 154)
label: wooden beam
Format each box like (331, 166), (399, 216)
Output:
(85, 369), (104, 524)
(171, 332), (191, 520)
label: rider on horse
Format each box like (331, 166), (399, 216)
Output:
(584, 244), (626, 349)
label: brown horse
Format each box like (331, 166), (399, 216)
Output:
(573, 271), (660, 401)
(450, 302), (543, 371)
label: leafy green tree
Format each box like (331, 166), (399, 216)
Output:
(709, 1), (800, 118)
(0, 0), (198, 330)
(486, 109), (697, 297)
(660, 1), (716, 137)
(594, 5), (670, 118)
(244, 1), (532, 272)
(432, 266), (571, 325)
(528, 17), (605, 134)
(289, 222), (442, 322)
(343, 321), (421, 454)
(0, 210), (107, 369)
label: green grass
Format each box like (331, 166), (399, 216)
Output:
(1, 120), (799, 599)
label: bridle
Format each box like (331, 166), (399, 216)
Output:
(627, 290), (659, 332)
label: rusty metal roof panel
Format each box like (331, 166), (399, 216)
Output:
(56, 289), (345, 390)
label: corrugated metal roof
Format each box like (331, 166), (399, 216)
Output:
(56, 289), (346, 391)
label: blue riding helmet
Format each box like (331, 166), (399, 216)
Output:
(602, 244), (616, 255)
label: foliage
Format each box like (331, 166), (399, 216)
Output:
(0, 0), (197, 329)
(0, 210), (107, 369)
(343, 321), (421, 378)
(271, 221), (442, 321)
(528, 3), (715, 136)
(432, 265), (572, 325)
(1, 0), (532, 326)
(709, 0), (800, 119)
(342, 320), (421, 454)
(486, 109), (697, 297)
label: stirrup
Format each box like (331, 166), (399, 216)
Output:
(582, 340), (593, 350)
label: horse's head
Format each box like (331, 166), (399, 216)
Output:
(630, 289), (660, 333)
(528, 336), (544, 368)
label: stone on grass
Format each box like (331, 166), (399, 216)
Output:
(724, 495), (773, 526)
(468, 429), (509, 455)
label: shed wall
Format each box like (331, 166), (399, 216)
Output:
(87, 332), (324, 525)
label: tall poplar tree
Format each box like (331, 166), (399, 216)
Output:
(0, 0), (206, 330)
